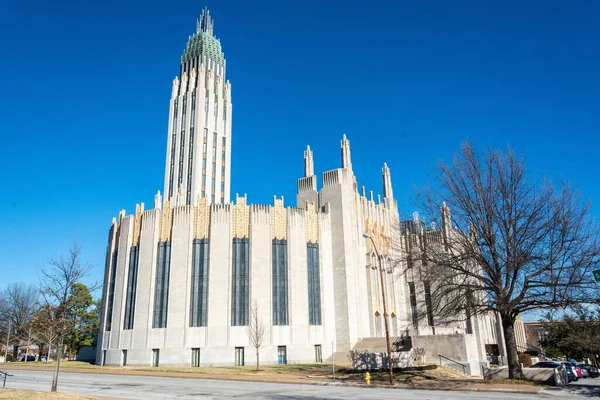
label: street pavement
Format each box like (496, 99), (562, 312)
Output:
(2, 369), (592, 399)
(540, 376), (600, 398)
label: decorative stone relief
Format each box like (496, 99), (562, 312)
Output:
(271, 196), (286, 240)
(233, 194), (249, 238)
(171, 77), (180, 98)
(190, 68), (197, 89)
(365, 217), (390, 256)
(159, 199), (173, 242)
(305, 201), (319, 243)
(132, 203), (144, 246)
(194, 196), (210, 239)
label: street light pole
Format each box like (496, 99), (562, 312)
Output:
(363, 233), (394, 385)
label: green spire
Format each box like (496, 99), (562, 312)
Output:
(182, 8), (225, 65)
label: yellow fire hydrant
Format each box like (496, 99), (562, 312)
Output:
(365, 371), (371, 385)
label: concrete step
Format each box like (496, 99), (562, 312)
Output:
(324, 351), (351, 364)
(325, 337), (412, 364)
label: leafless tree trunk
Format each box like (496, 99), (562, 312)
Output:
(39, 243), (94, 392)
(247, 302), (265, 371)
(404, 142), (600, 379)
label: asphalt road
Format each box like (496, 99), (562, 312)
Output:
(540, 376), (600, 398)
(2, 369), (583, 400)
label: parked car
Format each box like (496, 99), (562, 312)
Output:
(578, 364), (599, 378)
(530, 361), (576, 382)
(19, 354), (35, 362)
(560, 362), (580, 381)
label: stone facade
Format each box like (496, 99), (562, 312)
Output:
(95, 9), (499, 373)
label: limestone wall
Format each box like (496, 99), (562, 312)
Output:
(97, 196), (333, 367)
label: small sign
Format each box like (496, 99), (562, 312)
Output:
(593, 269), (600, 284)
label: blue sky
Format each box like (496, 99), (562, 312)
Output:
(1, 0), (599, 300)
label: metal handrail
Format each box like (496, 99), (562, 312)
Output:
(439, 354), (467, 375)
(0, 370), (13, 388)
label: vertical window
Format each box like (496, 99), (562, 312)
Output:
(122, 350), (127, 366)
(408, 282), (418, 328)
(234, 347), (244, 366)
(191, 348), (200, 367)
(272, 239), (288, 325)
(123, 246), (139, 330)
(214, 99), (218, 128)
(315, 345), (322, 363)
(152, 349), (160, 367)
(178, 131), (185, 186)
(171, 100), (179, 197)
(222, 137), (227, 166)
(277, 346), (287, 365)
(153, 241), (171, 328)
(465, 308), (473, 334)
(187, 127), (194, 205)
(105, 250), (118, 331)
(424, 281), (434, 327)
(231, 238), (249, 326)
(204, 92), (209, 121)
(307, 243), (321, 325)
(190, 239), (209, 327)
(191, 92), (196, 126)
(465, 293), (474, 334)
(182, 96), (187, 129)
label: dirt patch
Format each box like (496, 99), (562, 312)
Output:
(0, 388), (106, 400)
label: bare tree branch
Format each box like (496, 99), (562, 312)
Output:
(38, 242), (94, 391)
(247, 302), (265, 371)
(394, 141), (600, 379)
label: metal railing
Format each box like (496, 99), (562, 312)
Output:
(0, 370), (13, 388)
(439, 354), (467, 375)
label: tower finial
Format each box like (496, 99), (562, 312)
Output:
(304, 145), (314, 177)
(341, 134), (352, 170)
(197, 7), (215, 34)
(382, 162), (394, 200)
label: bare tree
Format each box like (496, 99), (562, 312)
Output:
(247, 302), (265, 371)
(407, 142), (600, 379)
(30, 306), (60, 361)
(39, 243), (94, 392)
(0, 283), (39, 359)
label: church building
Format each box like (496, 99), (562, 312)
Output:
(96, 9), (502, 374)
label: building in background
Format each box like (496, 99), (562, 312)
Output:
(95, 9), (499, 374)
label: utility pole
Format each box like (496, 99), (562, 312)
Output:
(332, 341), (335, 380)
(26, 327), (32, 362)
(363, 233), (394, 385)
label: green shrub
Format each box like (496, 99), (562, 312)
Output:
(518, 353), (532, 367)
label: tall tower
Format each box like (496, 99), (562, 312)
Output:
(163, 8), (232, 206)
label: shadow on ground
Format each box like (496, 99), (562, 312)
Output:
(543, 382), (600, 398)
